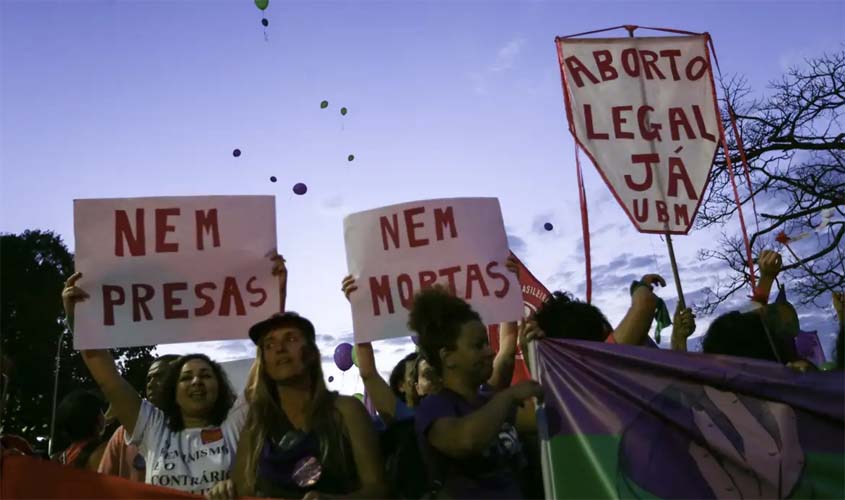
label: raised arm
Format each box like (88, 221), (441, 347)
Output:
(670, 305), (697, 352)
(342, 275), (400, 421)
(611, 274), (664, 345)
(753, 250), (782, 305)
(63, 272), (142, 436)
(332, 396), (389, 498)
(426, 380), (542, 458)
(270, 253), (287, 313)
(487, 321), (517, 391)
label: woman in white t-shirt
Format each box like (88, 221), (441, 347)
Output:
(62, 273), (245, 495)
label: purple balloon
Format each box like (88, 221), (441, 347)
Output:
(334, 342), (353, 371)
(410, 335), (419, 345)
(293, 182), (308, 195)
(328, 375), (334, 383)
(544, 222), (553, 231)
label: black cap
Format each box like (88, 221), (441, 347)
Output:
(248, 312), (316, 345)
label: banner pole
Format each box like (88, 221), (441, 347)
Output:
(625, 27), (687, 311)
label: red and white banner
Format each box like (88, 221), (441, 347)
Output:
(557, 35), (719, 234)
(488, 252), (551, 384)
(73, 196), (279, 349)
(343, 197), (522, 343)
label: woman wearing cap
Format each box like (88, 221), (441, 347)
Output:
(60, 255), (287, 495)
(206, 312), (387, 499)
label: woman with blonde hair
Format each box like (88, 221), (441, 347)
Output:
(207, 312), (386, 499)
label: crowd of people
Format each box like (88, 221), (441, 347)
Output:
(1, 248), (843, 499)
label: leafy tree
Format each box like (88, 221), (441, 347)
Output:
(1, 230), (155, 448)
(697, 48), (845, 313)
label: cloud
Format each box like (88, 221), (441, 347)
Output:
(507, 233), (527, 253)
(490, 37), (526, 73)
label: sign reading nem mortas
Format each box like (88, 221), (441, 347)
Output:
(344, 197), (523, 343)
(73, 195), (278, 349)
(557, 35), (720, 234)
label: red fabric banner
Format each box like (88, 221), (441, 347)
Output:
(488, 252), (552, 384)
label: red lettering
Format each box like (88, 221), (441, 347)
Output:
(564, 55), (599, 88)
(369, 275), (394, 316)
(194, 282), (217, 316)
(438, 266), (462, 294)
(102, 285), (125, 326)
(246, 276), (267, 307)
(584, 104), (609, 140)
(667, 156), (697, 199)
(380, 214), (400, 251)
(115, 209), (145, 257)
(404, 207), (428, 248)
(155, 208), (180, 253)
(692, 105), (717, 142)
(195, 209), (220, 250)
(656, 201), (669, 223)
(219, 277), (246, 316)
(397, 273), (414, 310)
(685, 56), (708, 81)
(633, 199), (649, 223)
(418, 270), (438, 289)
(639, 50), (665, 80)
(131, 284), (154, 322)
(465, 264), (490, 300)
(674, 204), (690, 227)
(638, 106), (662, 141)
(659, 49), (682, 80)
(612, 106), (634, 139)
(625, 154), (658, 191)
(593, 50), (618, 81)
(668, 107), (696, 140)
(621, 48), (640, 77)
(486, 261), (510, 298)
(434, 207), (458, 241)
(163, 282), (189, 319)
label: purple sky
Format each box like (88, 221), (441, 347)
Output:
(2, 0), (843, 393)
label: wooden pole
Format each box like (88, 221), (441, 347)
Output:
(627, 26), (686, 310)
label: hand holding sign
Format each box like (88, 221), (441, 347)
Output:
(62, 272), (90, 327)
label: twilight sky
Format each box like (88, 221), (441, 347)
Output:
(2, 0), (843, 394)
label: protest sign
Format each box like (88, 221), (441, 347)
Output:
(73, 195), (278, 349)
(344, 197), (522, 343)
(557, 35), (719, 234)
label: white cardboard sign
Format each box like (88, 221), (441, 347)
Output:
(557, 35), (720, 234)
(343, 197), (523, 343)
(72, 195), (278, 349)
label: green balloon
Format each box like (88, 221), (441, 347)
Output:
(320, 100), (328, 109)
(348, 154), (355, 162)
(340, 107), (348, 116)
(351, 346), (359, 367)
(353, 392), (364, 402)
(254, 0), (269, 11)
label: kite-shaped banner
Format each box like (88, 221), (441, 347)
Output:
(557, 35), (720, 234)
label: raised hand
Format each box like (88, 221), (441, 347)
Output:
(342, 275), (358, 301)
(758, 250), (783, 279)
(61, 272), (90, 323)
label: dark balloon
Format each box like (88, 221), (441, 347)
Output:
(261, 18), (269, 27)
(544, 222), (553, 231)
(320, 100), (329, 109)
(270, 176), (277, 183)
(232, 149), (241, 157)
(334, 343), (353, 372)
(328, 376), (334, 382)
(293, 182), (308, 195)
(340, 107), (348, 116)
(347, 154), (355, 162)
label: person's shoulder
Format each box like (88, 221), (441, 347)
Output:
(334, 394), (368, 417)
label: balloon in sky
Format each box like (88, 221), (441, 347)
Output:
(261, 18), (269, 27)
(254, 0), (269, 11)
(544, 222), (554, 231)
(270, 176), (277, 183)
(320, 100), (329, 109)
(328, 376), (334, 383)
(232, 148), (241, 157)
(347, 154), (355, 162)
(293, 182), (307, 195)
(334, 343), (353, 372)
(340, 107), (348, 116)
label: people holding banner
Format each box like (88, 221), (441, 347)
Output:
(98, 354), (178, 482)
(208, 312), (387, 499)
(409, 286), (542, 499)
